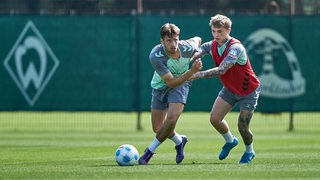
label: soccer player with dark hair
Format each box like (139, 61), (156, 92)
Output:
(139, 23), (202, 165)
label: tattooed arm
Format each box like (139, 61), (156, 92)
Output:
(190, 60), (234, 80)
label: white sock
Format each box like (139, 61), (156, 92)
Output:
(170, 133), (182, 145)
(245, 142), (254, 153)
(222, 131), (234, 143)
(148, 138), (161, 153)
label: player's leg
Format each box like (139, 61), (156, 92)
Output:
(238, 86), (260, 163)
(139, 84), (189, 165)
(210, 96), (232, 134)
(151, 108), (183, 148)
(238, 109), (255, 163)
(151, 109), (167, 133)
(157, 102), (187, 164)
(164, 83), (189, 163)
(145, 109), (167, 154)
(139, 89), (167, 165)
(139, 108), (166, 165)
(141, 103), (186, 164)
(147, 92), (168, 152)
(167, 103), (187, 163)
(238, 110), (253, 145)
(139, 103), (185, 165)
(156, 103), (184, 141)
(238, 110), (254, 147)
(146, 104), (184, 153)
(210, 96), (238, 160)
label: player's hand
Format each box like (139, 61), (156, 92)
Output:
(190, 58), (203, 73)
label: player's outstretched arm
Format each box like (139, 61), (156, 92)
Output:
(189, 60), (234, 80)
(162, 59), (203, 88)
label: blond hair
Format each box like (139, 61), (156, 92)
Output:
(209, 14), (232, 29)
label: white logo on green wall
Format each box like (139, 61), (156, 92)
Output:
(3, 21), (60, 106)
(244, 28), (305, 98)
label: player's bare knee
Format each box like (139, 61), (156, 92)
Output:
(151, 122), (162, 133)
(210, 114), (220, 127)
(164, 117), (178, 128)
(152, 126), (159, 133)
(166, 114), (180, 124)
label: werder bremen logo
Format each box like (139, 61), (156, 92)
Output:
(244, 28), (305, 98)
(3, 20), (59, 106)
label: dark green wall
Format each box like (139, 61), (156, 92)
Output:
(0, 15), (319, 112)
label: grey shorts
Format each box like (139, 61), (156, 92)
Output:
(218, 86), (261, 111)
(151, 82), (191, 110)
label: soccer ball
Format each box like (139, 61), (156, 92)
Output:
(115, 144), (139, 166)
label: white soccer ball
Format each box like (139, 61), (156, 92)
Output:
(115, 144), (139, 166)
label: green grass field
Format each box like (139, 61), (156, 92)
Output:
(0, 111), (319, 179)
